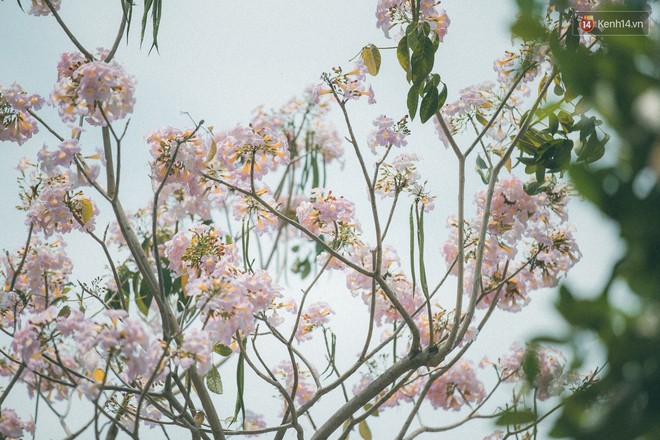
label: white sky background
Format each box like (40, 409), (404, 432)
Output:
(0, 0), (624, 438)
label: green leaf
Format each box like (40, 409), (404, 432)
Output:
(342, 420), (351, 439)
(234, 351), (246, 421)
(422, 73), (441, 95)
(206, 365), (224, 394)
(558, 110), (574, 131)
(476, 112), (489, 126)
(397, 36), (411, 80)
(214, 344), (233, 356)
(523, 345), (540, 384)
(363, 403), (379, 417)
(135, 279), (152, 316)
(576, 132), (607, 164)
(495, 409), (536, 426)
(358, 420), (372, 440)
(438, 82), (447, 108)
(476, 154), (488, 170)
(407, 84), (420, 120)
(406, 24), (420, 52)
(547, 112), (559, 135)
(411, 36), (435, 85)
(58, 305), (71, 318)
(419, 86), (439, 123)
(409, 205), (417, 295)
(361, 44), (381, 76)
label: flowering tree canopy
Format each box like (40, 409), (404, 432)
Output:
(3, 0), (646, 438)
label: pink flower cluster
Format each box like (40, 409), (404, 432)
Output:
(173, 328), (213, 376)
(36, 139), (81, 176)
(23, 174), (97, 237)
(51, 50), (136, 126)
(0, 83), (44, 145)
(434, 80), (530, 147)
(346, 244), (424, 326)
(316, 61), (376, 104)
(1, 237), (72, 313)
(296, 188), (360, 246)
(272, 361), (315, 408)
(0, 409), (34, 439)
(147, 127), (209, 194)
(27, 0), (61, 15)
(233, 187), (279, 236)
(427, 361), (485, 410)
(243, 410), (267, 436)
(163, 224), (281, 346)
(376, 0), (450, 41)
(353, 361), (484, 412)
(295, 301), (334, 342)
(375, 153), (421, 197)
(368, 115), (408, 153)
(489, 343), (579, 400)
(57, 309), (168, 384)
(493, 44), (549, 86)
(442, 177), (581, 312)
(214, 124), (290, 181)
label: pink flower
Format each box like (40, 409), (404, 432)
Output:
(23, 175), (97, 237)
(37, 139), (81, 176)
(273, 361), (315, 408)
(442, 176), (580, 312)
(375, 0), (450, 41)
(295, 301), (335, 342)
(319, 61), (376, 104)
(51, 50), (136, 126)
(492, 343), (578, 400)
(214, 124), (290, 182)
(0, 83), (44, 145)
(163, 225), (234, 277)
(2, 237), (72, 312)
(0, 409), (25, 438)
(174, 328), (213, 375)
(296, 189), (359, 244)
(427, 361), (485, 410)
(27, 0), (62, 15)
(233, 187), (279, 236)
(243, 410), (266, 436)
(367, 115), (408, 153)
(147, 126), (209, 194)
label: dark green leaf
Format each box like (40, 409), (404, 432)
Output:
(397, 36), (411, 79)
(58, 305), (71, 318)
(438, 83), (447, 108)
(547, 112), (559, 135)
(407, 84), (420, 120)
(214, 344), (233, 356)
(234, 351), (246, 421)
(406, 24), (420, 52)
(523, 345), (540, 384)
(496, 409), (536, 426)
(420, 86), (439, 123)
(411, 37), (435, 85)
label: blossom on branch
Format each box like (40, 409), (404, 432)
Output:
(443, 177), (580, 312)
(51, 49), (136, 126)
(0, 83), (44, 145)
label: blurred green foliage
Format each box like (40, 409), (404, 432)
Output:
(514, 0), (660, 438)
